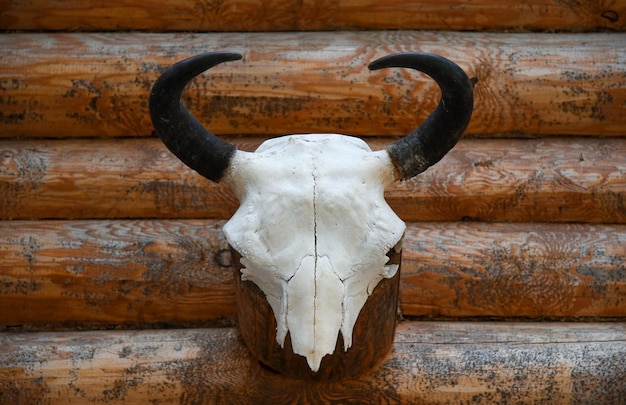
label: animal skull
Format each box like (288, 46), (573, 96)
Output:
(150, 52), (473, 371)
(223, 134), (405, 371)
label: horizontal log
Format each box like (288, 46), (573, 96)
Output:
(1, 322), (625, 403)
(1, 220), (624, 330)
(403, 222), (626, 318)
(1, 0), (624, 32)
(0, 220), (235, 329)
(1, 32), (625, 137)
(1, 137), (625, 223)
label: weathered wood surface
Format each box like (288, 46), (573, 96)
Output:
(1, 0), (624, 32)
(2, 137), (625, 223)
(0, 220), (236, 330)
(403, 222), (626, 319)
(1, 220), (624, 330)
(1, 322), (625, 404)
(2, 32), (625, 138)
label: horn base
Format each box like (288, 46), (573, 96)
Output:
(231, 246), (401, 381)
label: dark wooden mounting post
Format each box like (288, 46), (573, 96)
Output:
(231, 247), (402, 380)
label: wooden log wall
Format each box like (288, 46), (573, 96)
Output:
(1, 1), (625, 402)
(1, 220), (625, 330)
(2, 323), (625, 404)
(2, 32), (626, 138)
(1, 0), (625, 31)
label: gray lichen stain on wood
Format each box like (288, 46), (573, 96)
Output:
(559, 68), (619, 121)
(402, 223), (626, 318)
(141, 232), (233, 297)
(63, 79), (103, 125)
(58, 64), (154, 135)
(467, 242), (584, 315)
(570, 344), (626, 404)
(1, 324), (625, 403)
(173, 330), (403, 404)
(65, 221), (232, 299)
(0, 370), (51, 404)
(165, 324), (626, 404)
(0, 277), (43, 295)
(0, 146), (47, 218)
(126, 178), (236, 218)
(0, 78), (44, 127)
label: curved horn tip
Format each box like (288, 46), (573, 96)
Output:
(179, 52), (243, 68)
(368, 52), (447, 71)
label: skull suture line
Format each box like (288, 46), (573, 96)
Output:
(150, 52), (474, 372)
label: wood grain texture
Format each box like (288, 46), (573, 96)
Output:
(2, 137), (625, 223)
(0, 138), (235, 220)
(401, 222), (626, 318)
(1, 322), (625, 404)
(1, 32), (625, 137)
(0, 220), (236, 329)
(1, 220), (624, 330)
(1, 0), (624, 32)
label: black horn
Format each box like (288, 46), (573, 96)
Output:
(149, 52), (243, 182)
(368, 53), (474, 179)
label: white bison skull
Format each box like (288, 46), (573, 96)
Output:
(223, 134), (405, 371)
(150, 52), (473, 372)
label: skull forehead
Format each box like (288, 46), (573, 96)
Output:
(256, 133), (372, 155)
(243, 134), (388, 183)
